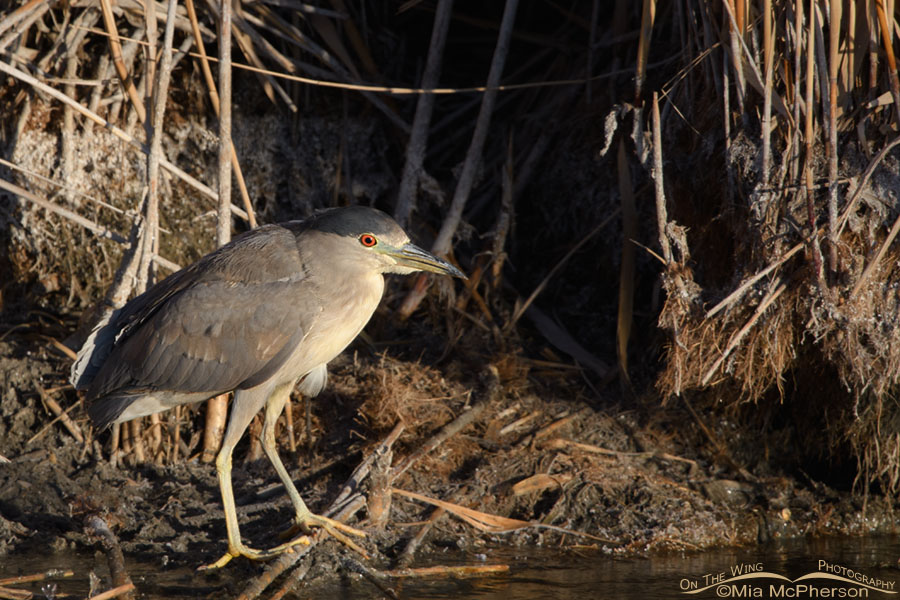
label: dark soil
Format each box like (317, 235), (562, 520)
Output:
(1, 327), (897, 595)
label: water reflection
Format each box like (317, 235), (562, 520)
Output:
(1, 537), (898, 599)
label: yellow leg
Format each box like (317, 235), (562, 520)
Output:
(198, 387), (309, 570)
(198, 384), (365, 570)
(260, 386), (367, 555)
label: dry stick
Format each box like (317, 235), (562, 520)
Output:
(99, 0), (146, 123)
(634, 0), (655, 105)
(396, 503), (447, 568)
(265, 562), (311, 600)
(384, 565), (510, 579)
(393, 0), (454, 228)
(761, 0), (774, 186)
(398, 0), (519, 318)
(0, 0), (47, 39)
(341, 558), (400, 600)
(701, 279), (787, 386)
(0, 177), (122, 243)
(331, 422), (406, 511)
(803, 0), (827, 292)
(0, 571), (73, 587)
(724, 0), (746, 116)
(61, 53), (78, 207)
(87, 583), (137, 600)
(827, 0), (841, 274)
(138, 0), (178, 301)
(0, 1), (51, 53)
(849, 207), (900, 299)
(184, 0), (256, 229)
(705, 243), (804, 319)
(34, 384), (84, 444)
(651, 93), (672, 266)
(203, 0), (235, 464)
(875, 0), (900, 131)
(0, 59), (249, 220)
(85, 515), (136, 600)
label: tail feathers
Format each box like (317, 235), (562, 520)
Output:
(88, 394), (138, 430)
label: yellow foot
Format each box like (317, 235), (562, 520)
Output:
(281, 513), (367, 558)
(196, 535), (312, 571)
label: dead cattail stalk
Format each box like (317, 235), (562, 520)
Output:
(634, 0), (656, 105)
(761, 0), (774, 186)
(803, 0), (826, 290)
(874, 0), (900, 130)
(394, 0), (454, 228)
(203, 0), (235, 462)
(185, 0), (256, 228)
(399, 0), (519, 318)
(827, 0), (841, 274)
(651, 93), (672, 266)
(99, 0), (146, 123)
(616, 138), (636, 392)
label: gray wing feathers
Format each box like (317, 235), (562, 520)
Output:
(74, 225), (320, 405)
(71, 307), (121, 390)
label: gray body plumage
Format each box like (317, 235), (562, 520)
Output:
(72, 207), (424, 427)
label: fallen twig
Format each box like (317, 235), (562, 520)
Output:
(30, 384), (83, 445)
(392, 487), (611, 542)
(383, 565), (510, 579)
(84, 516), (135, 600)
(341, 558), (399, 600)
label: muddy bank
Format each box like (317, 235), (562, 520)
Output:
(1, 334), (896, 583)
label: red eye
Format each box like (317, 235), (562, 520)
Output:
(359, 234), (377, 247)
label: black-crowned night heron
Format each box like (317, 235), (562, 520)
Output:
(71, 206), (465, 567)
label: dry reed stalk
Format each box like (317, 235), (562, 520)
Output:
(875, 0), (900, 130)
(393, 0), (454, 227)
(492, 134), (514, 289)
(651, 93), (672, 266)
(761, 0), (774, 186)
(635, 0), (656, 104)
(203, 0), (235, 463)
(724, 0), (747, 116)
(803, 0), (826, 290)
(129, 420), (146, 463)
(99, 0), (146, 123)
(826, 0), (841, 274)
(398, 0), (519, 318)
(616, 138), (636, 392)
(184, 0), (256, 228)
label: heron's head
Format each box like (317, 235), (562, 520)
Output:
(311, 206), (466, 279)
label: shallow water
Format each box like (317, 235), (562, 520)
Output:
(2, 536), (898, 599)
